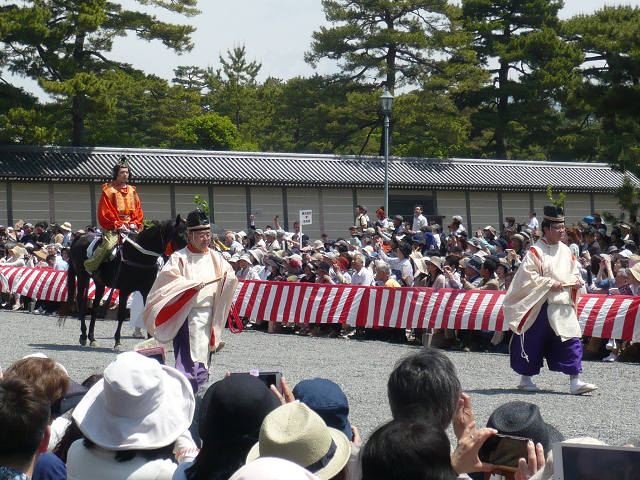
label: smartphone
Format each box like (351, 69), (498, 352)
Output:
(231, 371), (283, 394)
(553, 442), (640, 480)
(478, 434), (531, 471)
(137, 346), (166, 365)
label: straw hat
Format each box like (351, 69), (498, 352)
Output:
(629, 263), (640, 282)
(72, 352), (194, 450)
(424, 256), (444, 273)
(33, 249), (48, 261)
(246, 402), (351, 480)
(60, 222), (72, 232)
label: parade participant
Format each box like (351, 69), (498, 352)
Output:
(142, 209), (237, 393)
(84, 157), (143, 274)
(504, 205), (597, 395)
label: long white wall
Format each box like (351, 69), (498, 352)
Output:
(1, 181), (621, 239)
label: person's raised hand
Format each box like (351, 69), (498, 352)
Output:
(270, 376), (295, 405)
(451, 422), (497, 474)
(515, 441), (545, 480)
(453, 393), (475, 440)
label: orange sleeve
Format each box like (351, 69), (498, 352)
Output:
(97, 190), (122, 230)
(130, 188), (144, 227)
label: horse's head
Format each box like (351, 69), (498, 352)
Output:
(167, 214), (189, 255)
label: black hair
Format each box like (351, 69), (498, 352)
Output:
(112, 161), (132, 182)
(0, 378), (51, 465)
(387, 349), (461, 429)
(397, 242), (412, 259)
(83, 438), (175, 463)
(482, 258), (497, 276)
(361, 420), (457, 480)
(444, 255), (459, 270)
(414, 204), (423, 211)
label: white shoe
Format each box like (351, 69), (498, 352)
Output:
(606, 339), (615, 351)
(571, 382), (598, 395)
(12, 303), (20, 311)
(133, 328), (146, 339)
(603, 353), (618, 362)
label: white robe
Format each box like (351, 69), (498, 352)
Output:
(143, 246), (237, 365)
(503, 238), (581, 340)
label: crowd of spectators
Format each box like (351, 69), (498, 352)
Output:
(4, 207), (640, 363)
(200, 207), (640, 362)
(0, 220), (79, 312)
(1, 347), (631, 480)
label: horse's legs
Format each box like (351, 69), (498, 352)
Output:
(78, 274), (90, 346)
(88, 284), (105, 347)
(114, 291), (129, 351)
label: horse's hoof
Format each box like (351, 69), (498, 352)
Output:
(114, 343), (124, 352)
(79, 335), (87, 347)
(90, 340), (98, 347)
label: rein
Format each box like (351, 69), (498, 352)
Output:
(122, 234), (162, 257)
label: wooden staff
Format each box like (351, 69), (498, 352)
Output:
(204, 276), (224, 286)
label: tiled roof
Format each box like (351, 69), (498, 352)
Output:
(0, 145), (635, 193)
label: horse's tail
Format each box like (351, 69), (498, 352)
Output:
(57, 255), (77, 325)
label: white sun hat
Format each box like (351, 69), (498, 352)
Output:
(72, 351), (194, 450)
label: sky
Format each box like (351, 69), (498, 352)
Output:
(8, 0), (640, 101)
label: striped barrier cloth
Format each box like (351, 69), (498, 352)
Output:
(2, 267), (639, 341)
(0, 266), (117, 303)
(234, 280), (640, 342)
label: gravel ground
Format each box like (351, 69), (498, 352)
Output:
(1, 309), (638, 446)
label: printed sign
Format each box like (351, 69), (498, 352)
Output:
(299, 210), (312, 225)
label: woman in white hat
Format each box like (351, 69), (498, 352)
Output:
(66, 352), (197, 480)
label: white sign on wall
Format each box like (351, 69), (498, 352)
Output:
(299, 210), (312, 225)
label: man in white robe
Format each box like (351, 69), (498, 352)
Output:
(143, 209), (237, 393)
(504, 205), (597, 395)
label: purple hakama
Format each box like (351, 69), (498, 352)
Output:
(173, 319), (210, 393)
(510, 302), (583, 376)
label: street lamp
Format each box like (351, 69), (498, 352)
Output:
(381, 90), (394, 216)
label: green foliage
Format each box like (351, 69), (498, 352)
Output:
(615, 176), (640, 219)
(460, 0), (583, 159)
(546, 186), (566, 206)
(171, 112), (244, 151)
(563, 6), (640, 174)
(0, 0), (198, 146)
(193, 194), (210, 216)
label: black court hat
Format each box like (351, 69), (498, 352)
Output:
(186, 209), (210, 231)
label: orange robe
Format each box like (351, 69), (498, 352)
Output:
(97, 182), (143, 230)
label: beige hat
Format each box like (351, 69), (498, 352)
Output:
(246, 402), (351, 480)
(425, 256), (444, 272)
(60, 222), (72, 232)
(72, 352), (194, 450)
(34, 249), (48, 261)
(249, 249), (264, 264)
(629, 263), (640, 282)
(238, 253), (252, 264)
(312, 240), (324, 250)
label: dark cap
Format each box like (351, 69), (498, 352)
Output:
(293, 378), (351, 440)
(198, 374), (281, 446)
(186, 209), (210, 231)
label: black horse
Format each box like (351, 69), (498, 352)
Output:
(60, 216), (188, 349)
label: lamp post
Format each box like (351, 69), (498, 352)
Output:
(381, 90), (394, 216)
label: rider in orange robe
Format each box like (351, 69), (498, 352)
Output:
(84, 158), (143, 273)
